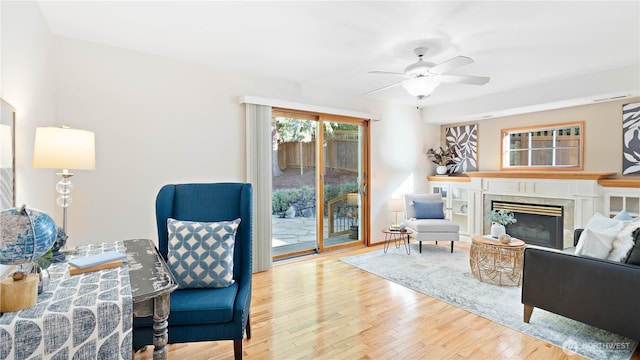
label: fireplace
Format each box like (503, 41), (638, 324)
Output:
(491, 201), (564, 249)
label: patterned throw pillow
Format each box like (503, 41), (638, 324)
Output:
(167, 218), (241, 289)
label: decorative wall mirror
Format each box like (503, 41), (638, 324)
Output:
(501, 121), (584, 170)
(0, 99), (16, 209)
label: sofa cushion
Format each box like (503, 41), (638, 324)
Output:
(613, 210), (639, 221)
(607, 218), (640, 262)
(406, 218), (458, 233)
(624, 228), (640, 265)
(404, 194), (443, 219)
(167, 217), (240, 289)
(575, 213), (625, 259)
(413, 201), (445, 219)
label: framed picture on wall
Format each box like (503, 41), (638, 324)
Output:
(622, 102), (640, 175)
(445, 124), (478, 174)
(0, 98), (15, 210)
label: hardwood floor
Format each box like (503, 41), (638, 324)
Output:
(135, 242), (639, 359)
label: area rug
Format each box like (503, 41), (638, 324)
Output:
(340, 244), (638, 360)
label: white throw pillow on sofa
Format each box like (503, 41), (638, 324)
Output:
(607, 218), (640, 262)
(575, 212), (625, 259)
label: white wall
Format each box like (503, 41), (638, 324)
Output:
(0, 1), (56, 214)
(368, 104), (438, 242)
(2, 2), (438, 248)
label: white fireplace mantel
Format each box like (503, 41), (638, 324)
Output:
(428, 172), (638, 248)
(458, 172), (617, 248)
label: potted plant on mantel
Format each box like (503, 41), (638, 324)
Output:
(485, 209), (517, 238)
(426, 146), (456, 175)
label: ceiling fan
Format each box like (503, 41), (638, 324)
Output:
(366, 47), (490, 102)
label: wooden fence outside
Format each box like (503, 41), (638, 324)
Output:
(277, 131), (359, 173)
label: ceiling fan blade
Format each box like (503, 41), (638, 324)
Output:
(429, 56), (474, 74)
(368, 71), (409, 77)
(364, 82), (403, 95)
(438, 74), (490, 86)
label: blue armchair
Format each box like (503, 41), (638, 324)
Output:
(133, 183), (253, 359)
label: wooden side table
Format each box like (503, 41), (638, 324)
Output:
(382, 228), (412, 254)
(469, 235), (526, 286)
(124, 239), (177, 360)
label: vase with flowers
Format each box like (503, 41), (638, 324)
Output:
(485, 209), (517, 238)
(426, 146), (456, 175)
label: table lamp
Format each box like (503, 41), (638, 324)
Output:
(33, 126), (95, 240)
(388, 198), (404, 230)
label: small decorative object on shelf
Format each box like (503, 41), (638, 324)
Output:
(426, 146), (457, 175)
(485, 209), (517, 238)
(498, 233), (512, 244)
(490, 223), (506, 238)
(389, 223), (407, 232)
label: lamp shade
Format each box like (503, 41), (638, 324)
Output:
(401, 77), (440, 97)
(388, 198), (404, 212)
(33, 127), (96, 170)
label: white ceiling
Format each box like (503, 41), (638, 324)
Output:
(37, 1), (640, 121)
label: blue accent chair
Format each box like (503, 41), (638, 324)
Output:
(133, 183), (253, 359)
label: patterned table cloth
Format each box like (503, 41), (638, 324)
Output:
(0, 242), (133, 360)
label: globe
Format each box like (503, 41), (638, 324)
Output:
(0, 206), (58, 265)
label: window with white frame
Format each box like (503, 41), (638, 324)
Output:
(501, 121), (584, 170)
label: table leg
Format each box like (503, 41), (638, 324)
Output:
(153, 293), (171, 360)
(384, 233), (391, 253)
(404, 234), (410, 255)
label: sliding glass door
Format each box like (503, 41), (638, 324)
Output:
(271, 109), (369, 259)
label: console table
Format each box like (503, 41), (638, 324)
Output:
(0, 239), (176, 360)
(0, 242), (133, 360)
(123, 239), (177, 360)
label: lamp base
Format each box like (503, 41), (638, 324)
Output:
(389, 224), (401, 231)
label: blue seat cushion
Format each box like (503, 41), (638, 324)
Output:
(134, 283), (238, 327)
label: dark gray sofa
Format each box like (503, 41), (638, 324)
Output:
(521, 228), (640, 340)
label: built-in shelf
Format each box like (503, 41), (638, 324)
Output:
(598, 178), (640, 188)
(464, 171), (616, 180)
(427, 176), (470, 183)
(428, 180), (470, 235)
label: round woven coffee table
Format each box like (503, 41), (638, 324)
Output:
(469, 235), (526, 287)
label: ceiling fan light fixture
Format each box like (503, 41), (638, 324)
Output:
(401, 77), (440, 97)
(404, 60), (435, 76)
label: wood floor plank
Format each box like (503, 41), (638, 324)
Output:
(134, 242), (639, 360)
